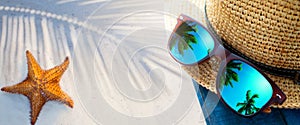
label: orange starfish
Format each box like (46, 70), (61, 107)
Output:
(1, 50), (73, 125)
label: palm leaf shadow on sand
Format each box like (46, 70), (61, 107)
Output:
(0, 0), (186, 124)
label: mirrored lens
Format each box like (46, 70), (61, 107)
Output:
(218, 60), (273, 116)
(169, 20), (214, 65)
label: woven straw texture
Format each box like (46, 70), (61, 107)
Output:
(166, 0), (300, 109)
(206, 0), (300, 70)
(204, 0), (300, 108)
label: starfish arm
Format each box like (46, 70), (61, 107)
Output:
(26, 51), (43, 79)
(29, 92), (46, 125)
(43, 57), (69, 83)
(1, 78), (35, 97)
(2, 51), (72, 125)
(43, 83), (74, 108)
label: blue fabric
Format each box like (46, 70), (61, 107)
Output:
(194, 80), (300, 125)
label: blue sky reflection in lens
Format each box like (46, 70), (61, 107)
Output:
(169, 21), (214, 65)
(218, 60), (273, 116)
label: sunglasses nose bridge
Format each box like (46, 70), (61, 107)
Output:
(213, 45), (230, 60)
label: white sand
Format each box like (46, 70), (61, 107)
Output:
(0, 0), (206, 124)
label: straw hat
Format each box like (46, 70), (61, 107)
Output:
(166, 0), (300, 109)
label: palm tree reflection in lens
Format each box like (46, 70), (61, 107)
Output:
(219, 60), (273, 116)
(168, 19), (215, 65)
(236, 90), (260, 115)
(220, 60), (243, 88)
(169, 21), (198, 55)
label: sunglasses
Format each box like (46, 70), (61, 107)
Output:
(168, 14), (287, 117)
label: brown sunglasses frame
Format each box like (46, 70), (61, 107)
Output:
(168, 14), (287, 117)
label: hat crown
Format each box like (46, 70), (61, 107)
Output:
(206, 0), (300, 70)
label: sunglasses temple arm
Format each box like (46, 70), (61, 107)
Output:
(262, 107), (272, 114)
(263, 90), (286, 114)
(270, 83), (287, 105)
(273, 91), (287, 105)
